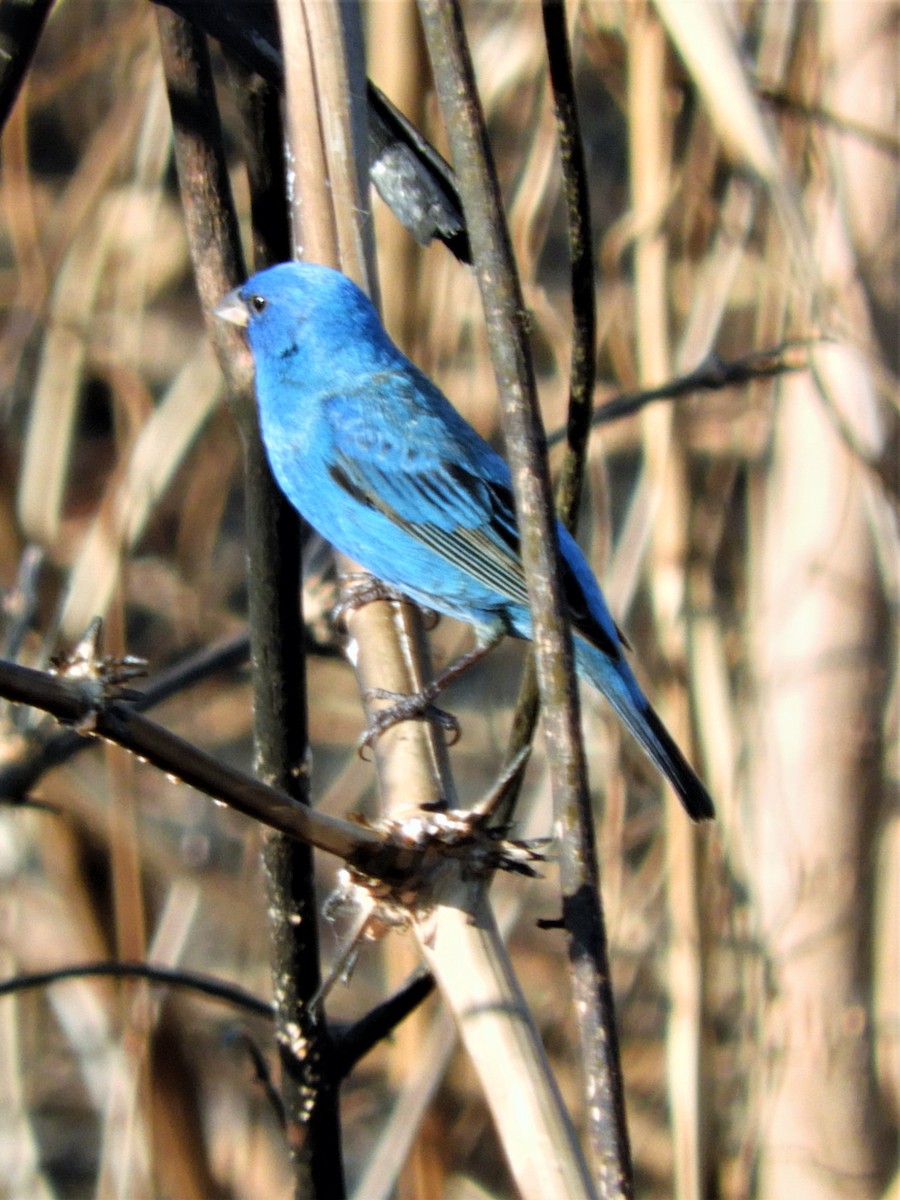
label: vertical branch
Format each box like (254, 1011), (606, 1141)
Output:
(233, 51), (340, 1200)
(418, 2), (632, 1193)
(274, 1), (337, 266)
(502, 0), (601, 820)
(227, 61), (291, 268)
(248, 436), (332, 1200)
(299, 0), (374, 293)
(276, 0), (451, 811)
(541, 0), (597, 532)
(155, 10), (342, 1197)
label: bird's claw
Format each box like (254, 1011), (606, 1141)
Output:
(418, 606), (441, 632)
(333, 574), (440, 632)
(358, 685), (461, 757)
(333, 575), (408, 630)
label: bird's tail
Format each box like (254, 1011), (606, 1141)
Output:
(575, 642), (715, 822)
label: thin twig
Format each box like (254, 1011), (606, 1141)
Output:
(0, 960), (274, 1017)
(497, 0), (607, 825)
(546, 340), (814, 447)
(332, 972), (435, 1080)
(543, 0), (597, 532)
(0, 959), (436, 1080)
(758, 84), (900, 157)
(235, 1031), (287, 1128)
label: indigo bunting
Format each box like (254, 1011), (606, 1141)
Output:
(215, 263), (714, 821)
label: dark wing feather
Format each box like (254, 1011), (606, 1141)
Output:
(328, 454), (620, 659)
(328, 457), (531, 611)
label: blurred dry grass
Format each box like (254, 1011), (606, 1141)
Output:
(0, 1), (897, 1198)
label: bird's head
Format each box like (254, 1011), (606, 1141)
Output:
(214, 262), (393, 376)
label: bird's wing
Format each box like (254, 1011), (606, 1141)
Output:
(327, 451), (532, 612)
(321, 374), (529, 611)
(323, 378), (620, 658)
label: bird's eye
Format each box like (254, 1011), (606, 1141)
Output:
(249, 294), (267, 314)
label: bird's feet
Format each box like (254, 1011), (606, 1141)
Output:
(357, 638), (502, 756)
(359, 684), (461, 756)
(333, 573), (440, 631)
(333, 574), (407, 629)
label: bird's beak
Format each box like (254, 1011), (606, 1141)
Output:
(213, 288), (249, 327)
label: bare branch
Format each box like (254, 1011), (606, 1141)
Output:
(0, 656), (400, 873)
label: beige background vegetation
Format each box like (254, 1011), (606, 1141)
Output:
(0, 1), (896, 1197)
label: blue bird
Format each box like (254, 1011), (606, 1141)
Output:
(215, 262), (714, 821)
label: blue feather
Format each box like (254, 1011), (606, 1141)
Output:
(215, 262), (714, 821)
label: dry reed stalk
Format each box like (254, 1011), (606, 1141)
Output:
(16, 213), (115, 551)
(744, 3), (896, 1195)
(747, 366), (887, 1196)
(364, 5), (448, 1192)
(0, 91), (48, 323)
(97, 596), (152, 1197)
(626, 10), (706, 1199)
(278, 5), (453, 1195)
(0, 25), (160, 401)
(57, 341), (223, 640)
(0, 943), (52, 1197)
(279, 0), (452, 808)
(368, 9), (572, 1184)
(2, 808), (116, 1198)
(95, 878), (202, 1198)
(366, 0), (426, 350)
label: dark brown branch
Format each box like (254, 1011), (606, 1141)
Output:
(333, 971), (435, 1080)
(542, 0), (597, 532)
(0, 656), (404, 873)
(154, 7), (252, 412)
(417, 2), (632, 1193)
(157, 9), (345, 1190)
(0, 632), (250, 803)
